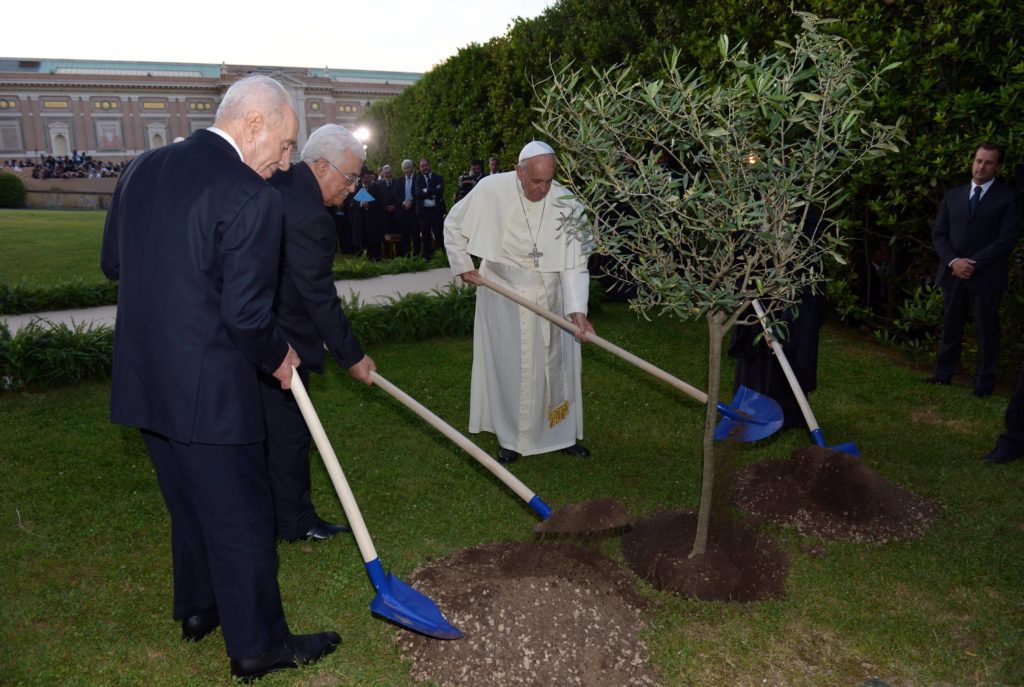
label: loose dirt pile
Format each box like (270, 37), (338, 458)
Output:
(398, 541), (657, 686)
(728, 445), (942, 542)
(399, 446), (942, 683)
(533, 497), (632, 535)
(622, 510), (790, 602)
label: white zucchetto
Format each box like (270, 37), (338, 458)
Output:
(518, 141), (555, 162)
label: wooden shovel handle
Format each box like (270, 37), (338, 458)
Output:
(477, 276), (708, 404)
(370, 371), (539, 505)
(289, 368), (378, 563)
(750, 299), (820, 431)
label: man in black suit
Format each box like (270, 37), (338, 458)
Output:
(981, 162), (1024, 464)
(929, 142), (1021, 397)
(378, 163), (401, 256)
(263, 124), (376, 541)
(398, 159), (418, 256)
(100, 75), (340, 682)
(415, 156), (445, 259)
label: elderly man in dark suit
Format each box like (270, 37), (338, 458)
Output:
(398, 159), (419, 256)
(928, 142), (1021, 397)
(100, 75), (340, 682)
(262, 124), (375, 542)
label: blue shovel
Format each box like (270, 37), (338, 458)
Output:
(751, 299), (859, 456)
(479, 277), (784, 442)
(289, 368), (462, 639)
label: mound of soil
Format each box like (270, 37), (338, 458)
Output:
(399, 541), (656, 686)
(622, 510), (790, 602)
(728, 446), (941, 542)
(534, 498), (632, 535)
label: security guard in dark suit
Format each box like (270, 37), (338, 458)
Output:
(929, 142), (1021, 397)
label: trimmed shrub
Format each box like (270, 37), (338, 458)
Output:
(0, 253), (450, 315)
(0, 320), (114, 390)
(0, 172), (27, 208)
(1, 283), (477, 391)
(0, 278), (119, 315)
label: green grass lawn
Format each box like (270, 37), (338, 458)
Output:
(1, 305), (1021, 686)
(0, 209), (108, 284)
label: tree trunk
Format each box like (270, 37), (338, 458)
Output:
(690, 311), (727, 558)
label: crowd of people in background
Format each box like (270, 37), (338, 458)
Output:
(2, 152), (128, 179)
(332, 155), (504, 261)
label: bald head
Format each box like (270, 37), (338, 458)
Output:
(215, 75), (293, 128)
(214, 75), (298, 179)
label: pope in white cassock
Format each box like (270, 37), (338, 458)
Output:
(444, 141), (596, 465)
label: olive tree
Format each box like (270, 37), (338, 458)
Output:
(536, 12), (903, 556)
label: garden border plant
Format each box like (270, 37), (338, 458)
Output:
(0, 252), (451, 316)
(1, 284), (476, 391)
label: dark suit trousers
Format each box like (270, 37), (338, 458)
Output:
(141, 430), (289, 659)
(935, 280), (1002, 391)
(258, 369), (320, 539)
(995, 361), (1024, 455)
(417, 209), (443, 259)
(398, 207), (417, 257)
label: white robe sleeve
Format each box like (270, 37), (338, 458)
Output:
(561, 264), (590, 316)
(443, 196), (475, 278)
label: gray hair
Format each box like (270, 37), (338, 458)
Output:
(401, 159), (413, 170)
(215, 75), (292, 126)
(300, 124), (366, 165)
(381, 164), (393, 173)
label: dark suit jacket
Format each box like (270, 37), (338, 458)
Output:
(269, 163), (364, 374)
(101, 129), (289, 444)
(378, 177), (400, 208)
(414, 172), (446, 215)
(932, 178), (1022, 292)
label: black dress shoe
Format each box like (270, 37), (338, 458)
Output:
(497, 447), (520, 465)
(923, 376), (951, 385)
(973, 388), (993, 398)
(181, 609), (219, 642)
(982, 449), (1021, 464)
(301, 520), (351, 541)
(560, 443), (591, 458)
(230, 631), (341, 682)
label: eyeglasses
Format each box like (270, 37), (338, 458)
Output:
(324, 160), (359, 186)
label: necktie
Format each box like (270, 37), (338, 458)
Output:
(969, 186), (982, 215)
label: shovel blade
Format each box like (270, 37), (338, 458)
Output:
(713, 385), (784, 442)
(829, 441), (860, 457)
(365, 560), (462, 640)
(811, 429), (861, 457)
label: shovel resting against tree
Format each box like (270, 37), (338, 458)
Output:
(750, 298), (860, 456)
(477, 276), (783, 442)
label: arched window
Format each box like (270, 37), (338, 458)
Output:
(147, 123), (168, 150)
(48, 123), (71, 156)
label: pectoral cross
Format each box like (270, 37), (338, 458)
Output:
(528, 244), (544, 267)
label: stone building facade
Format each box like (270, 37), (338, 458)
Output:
(0, 58), (419, 161)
